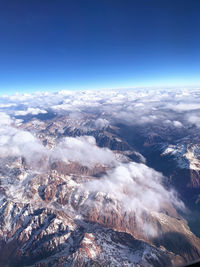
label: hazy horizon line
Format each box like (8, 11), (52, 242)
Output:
(1, 84), (200, 97)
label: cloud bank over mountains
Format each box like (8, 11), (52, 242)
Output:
(53, 136), (116, 167)
(84, 162), (185, 219)
(1, 88), (198, 226)
(0, 114), (115, 170)
(1, 88), (200, 129)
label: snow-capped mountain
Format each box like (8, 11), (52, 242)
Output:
(0, 88), (200, 266)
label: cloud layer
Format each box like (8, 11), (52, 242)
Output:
(52, 135), (116, 167)
(1, 88), (200, 129)
(83, 161), (184, 217)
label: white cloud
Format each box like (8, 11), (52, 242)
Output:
(167, 103), (200, 112)
(0, 125), (48, 171)
(94, 118), (109, 129)
(0, 112), (13, 125)
(173, 120), (183, 127)
(52, 103), (73, 112)
(84, 162), (184, 216)
(15, 107), (47, 116)
(52, 135), (116, 167)
(0, 103), (17, 108)
(187, 114), (200, 128)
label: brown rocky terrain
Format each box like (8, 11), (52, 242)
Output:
(0, 148), (200, 266)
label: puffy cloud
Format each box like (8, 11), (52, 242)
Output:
(51, 103), (74, 112)
(15, 107), (47, 116)
(167, 103), (200, 112)
(173, 120), (183, 128)
(0, 115), (115, 171)
(0, 124), (48, 171)
(0, 112), (13, 125)
(187, 114), (200, 128)
(52, 135), (116, 167)
(84, 162), (184, 216)
(0, 103), (17, 108)
(113, 110), (158, 126)
(163, 119), (183, 128)
(94, 118), (109, 129)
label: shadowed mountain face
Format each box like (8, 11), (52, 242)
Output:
(0, 89), (200, 266)
(153, 232), (200, 263)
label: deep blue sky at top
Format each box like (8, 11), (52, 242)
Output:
(0, 0), (200, 94)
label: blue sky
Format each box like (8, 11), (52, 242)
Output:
(0, 0), (200, 94)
